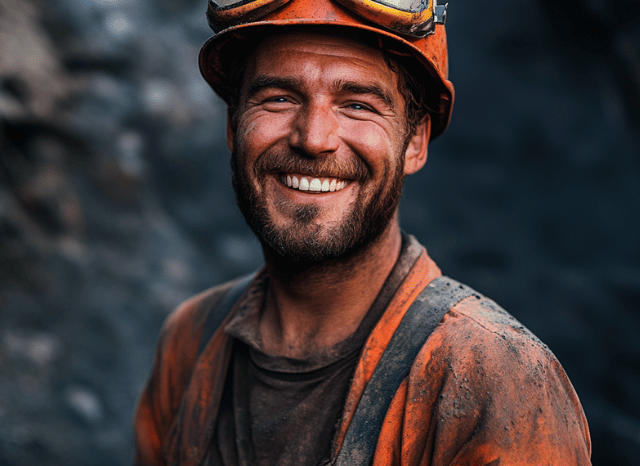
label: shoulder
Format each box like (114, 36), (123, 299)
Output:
(434, 286), (556, 374)
(159, 279), (236, 348)
(417, 281), (567, 395)
(133, 277), (244, 464)
(411, 276), (550, 366)
(156, 269), (264, 366)
(147, 279), (240, 397)
(403, 280), (591, 464)
(411, 277), (586, 419)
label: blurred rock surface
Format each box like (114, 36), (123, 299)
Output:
(0, 0), (639, 464)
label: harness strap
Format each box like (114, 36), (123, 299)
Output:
(334, 275), (477, 466)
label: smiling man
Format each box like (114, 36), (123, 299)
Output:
(133, 1), (592, 465)
(231, 31), (410, 266)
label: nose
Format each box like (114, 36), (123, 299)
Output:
(289, 99), (339, 156)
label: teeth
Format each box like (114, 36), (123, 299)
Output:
(309, 178), (321, 192)
(281, 174), (348, 193)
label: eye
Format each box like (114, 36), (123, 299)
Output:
(341, 101), (381, 119)
(346, 102), (373, 111)
(260, 95), (296, 111)
(266, 96), (290, 104)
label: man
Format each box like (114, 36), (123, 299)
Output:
(134, 1), (592, 465)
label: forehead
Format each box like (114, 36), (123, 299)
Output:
(244, 30), (398, 89)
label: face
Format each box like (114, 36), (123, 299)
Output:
(229, 31), (428, 263)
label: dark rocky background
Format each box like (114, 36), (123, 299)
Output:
(1, 0), (639, 464)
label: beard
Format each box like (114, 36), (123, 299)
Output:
(231, 145), (406, 265)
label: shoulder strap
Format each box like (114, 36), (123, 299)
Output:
(197, 272), (257, 356)
(334, 276), (479, 466)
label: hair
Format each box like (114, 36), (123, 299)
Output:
(382, 52), (436, 139)
(223, 27), (440, 140)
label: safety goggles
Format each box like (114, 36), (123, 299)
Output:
(207, 0), (447, 38)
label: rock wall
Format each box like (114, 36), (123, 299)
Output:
(0, 0), (638, 464)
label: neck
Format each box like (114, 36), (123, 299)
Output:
(259, 218), (403, 358)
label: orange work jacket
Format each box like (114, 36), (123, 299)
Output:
(134, 248), (591, 466)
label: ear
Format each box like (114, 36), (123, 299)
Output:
(403, 114), (431, 175)
(226, 110), (235, 153)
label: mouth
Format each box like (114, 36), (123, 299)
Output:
(278, 173), (350, 193)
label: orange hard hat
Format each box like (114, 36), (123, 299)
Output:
(199, 0), (454, 139)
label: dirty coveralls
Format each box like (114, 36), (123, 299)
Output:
(134, 235), (591, 466)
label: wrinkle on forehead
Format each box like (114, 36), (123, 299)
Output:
(244, 31), (399, 98)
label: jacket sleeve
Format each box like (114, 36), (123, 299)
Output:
(373, 296), (592, 466)
(132, 286), (228, 466)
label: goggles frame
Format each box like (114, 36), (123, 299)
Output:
(208, 0), (292, 33)
(207, 0), (447, 38)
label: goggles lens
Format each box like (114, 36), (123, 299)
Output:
(212, 0), (247, 6)
(373, 0), (427, 12)
(208, 0), (292, 32)
(208, 0), (446, 37)
(334, 0), (439, 37)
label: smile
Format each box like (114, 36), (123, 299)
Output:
(279, 173), (349, 193)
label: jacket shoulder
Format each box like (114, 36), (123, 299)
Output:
(403, 286), (591, 464)
(160, 279), (236, 347)
(439, 289), (553, 365)
(425, 287), (565, 393)
(148, 278), (242, 404)
(133, 277), (244, 466)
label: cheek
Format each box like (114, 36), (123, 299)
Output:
(341, 122), (401, 171)
(236, 113), (291, 161)
(355, 130), (384, 149)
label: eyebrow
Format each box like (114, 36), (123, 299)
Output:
(245, 75), (304, 98)
(333, 79), (395, 111)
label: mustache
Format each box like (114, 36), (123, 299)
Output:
(253, 149), (370, 182)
